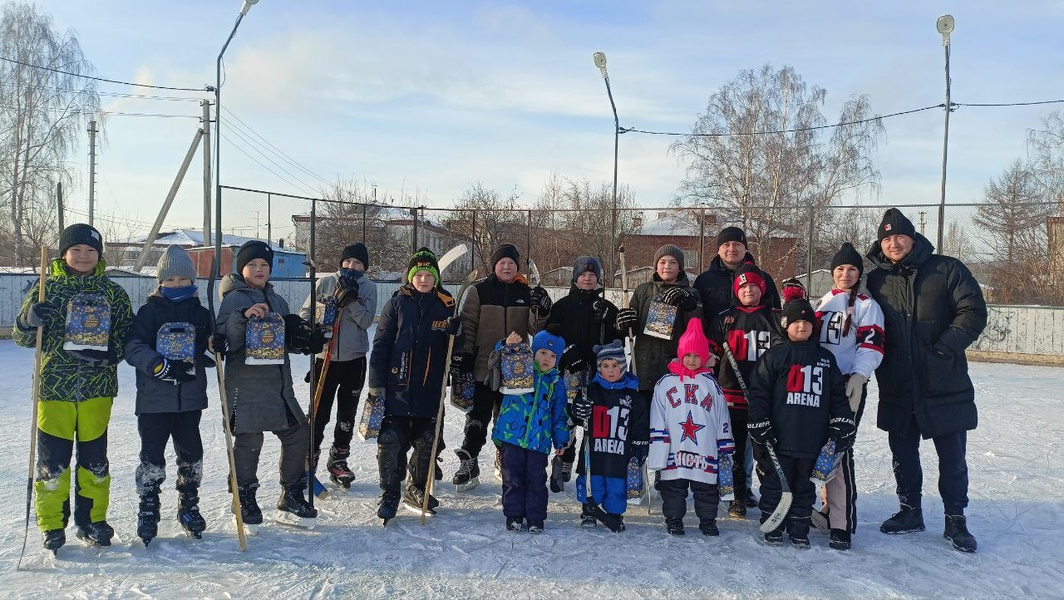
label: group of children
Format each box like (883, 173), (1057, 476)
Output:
(15, 225), (881, 553)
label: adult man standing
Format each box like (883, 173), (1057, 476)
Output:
(865, 208), (987, 553)
(694, 226), (781, 320)
(450, 243), (551, 491)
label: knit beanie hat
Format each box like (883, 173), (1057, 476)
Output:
(594, 340), (628, 373)
(407, 246), (440, 284)
(877, 208), (917, 242)
(653, 244), (685, 272)
(830, 242), (864, 278)
(490, 243), (520, 268)
(676, 318), (710, 365)
(781, 297), (817, 331)
(236, 240), (273, 273)
(716, 226), (748, 248)
(340, 242), (369, 269)
(157, 245), (197, 282)
(572, 256), (603, 282)
(59, 223), (103, 256)
(531, 326), (565, 357)
(732, 262), (767, 297)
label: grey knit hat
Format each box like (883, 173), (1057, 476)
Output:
(653, 244), (685, 272)
(157, 245), (197, 282)
(594, 340), (628, 373)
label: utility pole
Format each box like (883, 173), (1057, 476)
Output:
(202, 100), (212, 246)
(57, 182), (64, 233)
(919, 211), (927, 235)
(88, 120), (98, 226)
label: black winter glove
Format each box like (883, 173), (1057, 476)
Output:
(560, 344), (585, 374)
(19, 301), (60, 329)
(333, 272), (360, 308)
(660, 286), (698, 311)
(530, 286), (552, 315)
(451, 352), (473, 373)
(748, 419), (777, 446)
(591, 298), (608, 322)
(828, 417), (856, 453)
(571, 395), (593, 428)
(68, 348), (118, 367)
(209, 333), (228, 356)
(615, 308), (637, 335)
(150, 357), (196, 385)
(283, 314), (324, 354)
(630, 440), (649, 462)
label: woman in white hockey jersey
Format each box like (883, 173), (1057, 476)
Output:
(812, 242), (885, 550)
(648, 318), (735, 537)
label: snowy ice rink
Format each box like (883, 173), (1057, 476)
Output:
(0, 336), (1061, 599)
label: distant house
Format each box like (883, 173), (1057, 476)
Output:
(109, 230), (289, 271)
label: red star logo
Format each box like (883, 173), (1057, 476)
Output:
(679, 411), (705, 443)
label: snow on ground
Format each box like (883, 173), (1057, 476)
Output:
(0, 334), (1062, 599)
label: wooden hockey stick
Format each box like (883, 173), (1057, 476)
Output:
(721, 341), (793, 533)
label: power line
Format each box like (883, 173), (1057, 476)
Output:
(625, 104), (945, 138)
(954, 99), (1064, 108)
(97, 90), (204, 103)
(220, 132), (319, 196)
(222, 107), (333, 186)
(0, 55), (208, 93)
(221, 125), (322, 193)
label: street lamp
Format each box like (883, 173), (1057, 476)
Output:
(936, 14), (954, 250)
(213, 0), (259, 266)
(592, 51), (620, 285)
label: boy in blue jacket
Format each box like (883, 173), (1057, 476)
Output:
(124, 246), (213, 545)
(492, 326), (570, 533)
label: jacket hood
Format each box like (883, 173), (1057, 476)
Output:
(866, 232), (935, 271)
(49, 257), (108, 278)
(652, 270), (692, 286)
(592, 371), (639, 390)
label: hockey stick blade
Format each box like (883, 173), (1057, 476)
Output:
(759, 442), (793, 533)
(437, 244), (468, 275)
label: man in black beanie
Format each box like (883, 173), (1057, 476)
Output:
(449, 242), (549, 491)
(865, 207), (986, 553)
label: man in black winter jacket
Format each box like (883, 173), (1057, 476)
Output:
(865, 208), (987, 553)
(694, 226), (782, 320)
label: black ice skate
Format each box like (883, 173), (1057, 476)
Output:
(42, 529), (65, 554)
(402, 485), (440, 516)
(137, 494), (160, 545)
(178, 492), (207, 539)
(452, 449), (480, 492)
(327, 445), (355, 488)
(76, 521), (114, 547)
(378, 488), (401, 526)
(234, 482), (263, 534)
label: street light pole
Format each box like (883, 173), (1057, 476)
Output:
(213, 0), (259, 267)
(936, 14), (955, 250)
(593, 51), (620, 285)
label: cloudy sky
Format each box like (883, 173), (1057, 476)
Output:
(30, 1), (1064, 242)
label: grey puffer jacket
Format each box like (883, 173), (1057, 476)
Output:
(216, 273), (305, 434)
(298, 270), (377, 362)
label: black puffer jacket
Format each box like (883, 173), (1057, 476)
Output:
(545, 284), (620, 368)
(865, 234), (987, 438)
(629, 272), (701, 392)
(694, 252), (781, 321)
(369, 286), (457, 418)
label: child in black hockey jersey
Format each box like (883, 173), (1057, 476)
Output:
(709, 262), (783, 519)
(570, 340), (639, 532)
(649, 318), (734, 537)
(124, 245), (213, 544)
(746, 293), (855, 549)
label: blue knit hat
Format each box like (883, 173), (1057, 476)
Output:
(532, 328), (565, 357)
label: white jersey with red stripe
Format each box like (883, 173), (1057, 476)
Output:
(648, 371), (736, 486)
(814, 288), (885, 378)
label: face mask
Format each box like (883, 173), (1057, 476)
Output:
(339, 268), (361, 281)
(160, 285), (198, 302)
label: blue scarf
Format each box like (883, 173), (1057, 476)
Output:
(160, 285), (198, 302)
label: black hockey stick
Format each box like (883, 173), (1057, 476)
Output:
(722, 341), (792, 533)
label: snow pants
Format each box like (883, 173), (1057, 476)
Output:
(377, 416), (440, 492)
(35, 396), (113, 531)
(233, 420), (309, 489)
(136, 411), (203, 497)
(500, 442), (549, 522)
(659, 478), (721, 522)
(754, 443), (816, 535)
(310, 356), (366, 455)
(888, 412), (969, 516)
(458, 382), (502, 458)
(822, 385), (866, 533)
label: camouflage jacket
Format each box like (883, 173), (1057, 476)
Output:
(13, 259), (133, 402)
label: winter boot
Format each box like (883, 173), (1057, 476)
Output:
(880, 504), (925, 535)
(944, 515), (977, 553)
(178, 492), (207, 539)
(137, 493), (161, 545)
(728, 500), (747, 519)
(830, 528), (852, 551)
(403, 484), (440, 516)
(788, 516), (811, 549)
(601, 513), (625, 533)
(377, 488), (401, 524)
(665, 517), (685, 536)
(327, 445), (355, 488)
(506, 516), (524, 532)
(580, 502), (598, 528)
(76, 521), (114, 547)
(527, 520), (545, 534)
(699, 519), (720, 537)
(42, 528), (65, 552)
(277, 482), (319, 526)
(235, 483), (263, 526)
(763, 527), (784, 547)
(452, 449), (480, 492)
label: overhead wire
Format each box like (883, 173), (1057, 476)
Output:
(0, 55), (208, 92)
(222, 107), (333, 186)
(221, 125), (321, 194)
(220, 131), (318, 196)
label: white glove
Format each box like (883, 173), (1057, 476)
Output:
(845, 374), (868, 414)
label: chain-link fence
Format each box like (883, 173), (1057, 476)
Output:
(220, 185), (1064, 306)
